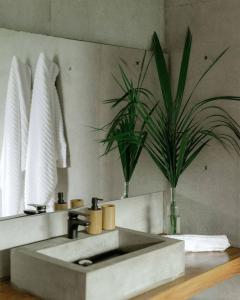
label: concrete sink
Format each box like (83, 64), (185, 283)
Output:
(11, 227), (185, 300)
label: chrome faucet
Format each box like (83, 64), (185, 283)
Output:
(24, 204), (47, 215)
(68, 211), (90, 239)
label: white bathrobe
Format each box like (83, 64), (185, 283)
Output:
(24, 53), (67, 210)
(0, 57), (31, 217)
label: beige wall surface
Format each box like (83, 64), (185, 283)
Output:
(166, 0), (240, 246)
(0, 0), (165, 50)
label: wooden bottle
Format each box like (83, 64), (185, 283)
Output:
(87, 209), (103, 235)
(86, 197), (103, 235)
(102, 204), (115, 230)
(70, 199), (84, 209)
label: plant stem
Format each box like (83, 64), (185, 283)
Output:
(170, 187), (177, 234)
(122, 181), (129, 198)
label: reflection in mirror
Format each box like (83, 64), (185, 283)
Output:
(0, 28), (162, 220)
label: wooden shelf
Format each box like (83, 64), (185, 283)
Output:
(131, 247), (240, 300)
(1, 247), (240, 300)
(0, 280), (37, 299)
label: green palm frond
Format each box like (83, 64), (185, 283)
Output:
(145, 29), (240, 188)
(99, 52), (157, 184)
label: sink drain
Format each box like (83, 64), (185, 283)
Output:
(77, 259), (93, 266)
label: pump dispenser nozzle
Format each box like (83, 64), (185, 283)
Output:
(58, 192), (64, 204)
(91, 197), (103, 210)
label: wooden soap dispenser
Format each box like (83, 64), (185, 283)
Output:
(54, 192), (68, 211)
(87, 197), (103, 235)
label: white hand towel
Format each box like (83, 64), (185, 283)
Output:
(164, 234), (230, 252)
(0, 57), (31, 217)
(24, 53), (67, 210)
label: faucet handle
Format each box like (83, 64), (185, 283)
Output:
(68, 211), (90, 226)
(68, 211), (91, 239)
(68, 210), (89, 219)
(91, 197), (103, 210)
(68, 211), (80, 219)
(27, 204), (46, 214)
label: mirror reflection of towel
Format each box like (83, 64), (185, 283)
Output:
(24, 53), (67, 211)
(0, 57), (31, 217)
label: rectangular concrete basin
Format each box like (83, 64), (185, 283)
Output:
(11, 227), (185, 300)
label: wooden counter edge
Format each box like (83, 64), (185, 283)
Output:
(131, 248), (240, 300)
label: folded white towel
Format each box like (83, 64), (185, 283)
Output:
(0, 57), (31, 216)
(24, 53), (67, 211)
(164, 234), (230, 252)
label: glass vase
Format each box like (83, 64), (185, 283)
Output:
(122, 181), (129, 199)
(168, 187), (180, 234)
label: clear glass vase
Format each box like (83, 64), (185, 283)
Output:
(122, 181), (129, 199)
(168, 187), (180, 234)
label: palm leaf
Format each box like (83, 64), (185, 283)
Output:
(152, 32), (173, 113)
(98, 52), (156, 184)
(178, 47), (230, 124)
(144, 29), (240, 188)
(175, 28), (192, 118)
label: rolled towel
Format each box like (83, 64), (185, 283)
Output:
(164, 234), (230, 252)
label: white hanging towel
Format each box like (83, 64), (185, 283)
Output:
(25, 53), (67, 211)
(164, 234), (230, 252)
(0, 57), (31, 217)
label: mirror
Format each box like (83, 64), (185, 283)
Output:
(0, 27), (162, 219)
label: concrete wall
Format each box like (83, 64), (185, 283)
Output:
(166, 1), (240, 299)
(0, 0), (165, 49)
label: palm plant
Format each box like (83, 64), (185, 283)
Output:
(99, 53), (156, 198)
(143, 29), (240, 233)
